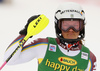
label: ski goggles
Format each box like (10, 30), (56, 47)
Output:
(59, 19), (84, 32)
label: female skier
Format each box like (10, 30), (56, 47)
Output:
(4, 2), (96, 71)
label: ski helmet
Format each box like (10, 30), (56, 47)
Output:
(55, 2), (86, 43)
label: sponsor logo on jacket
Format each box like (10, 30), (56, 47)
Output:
(45, 59), (84, 71)
(58, 57), (77, 66)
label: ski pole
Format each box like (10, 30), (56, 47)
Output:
(0, 14), (49, 70)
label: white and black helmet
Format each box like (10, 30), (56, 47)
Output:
(55, 2), (86, 43)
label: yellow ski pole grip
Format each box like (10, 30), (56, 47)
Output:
(24, 14), (49, 41)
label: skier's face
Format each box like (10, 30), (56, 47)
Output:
(61, 20), (80, 39)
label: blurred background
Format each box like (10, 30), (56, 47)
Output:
(0, 0), (99, 71)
